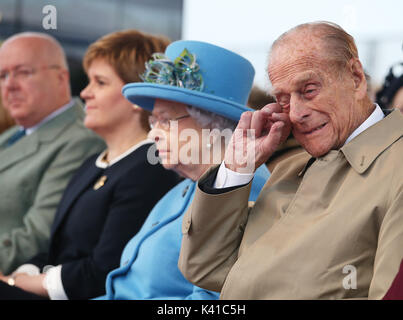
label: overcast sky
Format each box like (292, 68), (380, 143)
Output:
(183, 0), (403, 90)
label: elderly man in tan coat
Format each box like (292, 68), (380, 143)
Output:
(179, 21), (403, 299)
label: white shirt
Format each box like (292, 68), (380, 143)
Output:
(12, 138), (154, 300)
(214, 104), (385, 189)
(95, 139), (154, 168)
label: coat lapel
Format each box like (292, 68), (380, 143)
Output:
(35, 100), (85, 143)
(0, 100), (85, 173)
(50, 163), (102, 236)
(143, 179), (195, 230)
(110, 180), (195, 278)
(0, 129), (39, 172)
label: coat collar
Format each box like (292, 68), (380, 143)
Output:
(35, 99), (85, 142)
(143, 179), (195, 226)
(0, 129), (39, 172)
(341, 109), (403, 174)
(105, 178), (194, 298)
(298, 109), (403, 176)
(0, 100), (84, 172)
(50, 161), (102, 236)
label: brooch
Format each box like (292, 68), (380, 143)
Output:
(93, 175), (107, 190)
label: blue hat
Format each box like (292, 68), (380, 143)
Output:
(122, 40), (255, 121)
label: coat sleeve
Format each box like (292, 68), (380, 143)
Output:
(0, 135), (105, 274)
(179, 167), (252, 292)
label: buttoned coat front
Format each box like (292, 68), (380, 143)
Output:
(179, 110), (403, 299)
(98, 165), (270, 300)
(0, 100), (105, 273)
(19, 143), (180, 299)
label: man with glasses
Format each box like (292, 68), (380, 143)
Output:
(0, 32), (105, 274)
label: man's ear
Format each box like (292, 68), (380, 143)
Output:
(349, 58), (367, 98)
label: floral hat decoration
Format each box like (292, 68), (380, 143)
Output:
(122, 40), (255, 121)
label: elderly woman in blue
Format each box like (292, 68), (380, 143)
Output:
(97, 40), (270, 300)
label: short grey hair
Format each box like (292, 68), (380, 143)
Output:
(186, 105), (237, 131)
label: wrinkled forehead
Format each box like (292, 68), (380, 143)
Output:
(269, 32), (324, 65)
(268, 55), (328, 90)
(268, 38), (331, 90)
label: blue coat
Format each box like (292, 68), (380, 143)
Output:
(27, 143), (180, 299)
(98, 165), (270, 300)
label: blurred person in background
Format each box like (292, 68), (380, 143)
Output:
(0, 96), (15, 133)
(0, 30), (179, 300)
(378, 62), (403, 300)
(0, 32), (105, 274)
(376, 62), (403, 113)
(95, 40), (269, 300)
(0, 41), (14, 133)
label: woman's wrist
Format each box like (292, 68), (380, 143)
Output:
(7, 273), (17, 286)
(8, 273), (49, 297)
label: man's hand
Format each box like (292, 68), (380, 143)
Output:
(224, 103), (291, 173)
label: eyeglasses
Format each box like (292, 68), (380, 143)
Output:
(148, 114), (190, 130)
(0, 65), (61, 84)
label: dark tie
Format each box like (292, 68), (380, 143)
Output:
(7, 129), (26, 146)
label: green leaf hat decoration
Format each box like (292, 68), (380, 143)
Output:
(141, 48), (204, 92)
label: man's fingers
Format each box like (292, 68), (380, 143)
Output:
(261, 102), (283, 115)
(237, 111), (253, 130)
(272, 112), (291, 127)
(232, 111), (253, 144)
(228, 107), (290, 171)
(271, 112), (288, 122)
(250, 110), (268, 138)
(259, 103), (289, 137)
(259, 121), (286, 159)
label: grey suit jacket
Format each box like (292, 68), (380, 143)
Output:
(0, 99), (105, 274)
